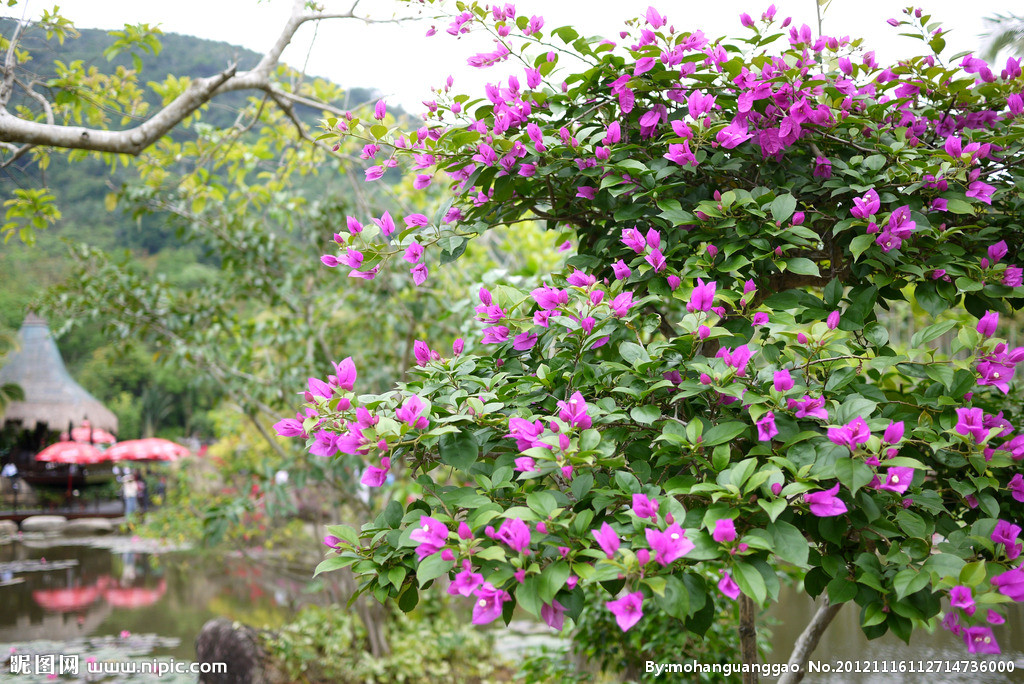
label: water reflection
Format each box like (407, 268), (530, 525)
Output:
(0, 540), (305, 661)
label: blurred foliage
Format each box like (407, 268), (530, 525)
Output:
(263, 597), (511, 683)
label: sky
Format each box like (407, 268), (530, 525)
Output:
(3, 0), (1020, 113)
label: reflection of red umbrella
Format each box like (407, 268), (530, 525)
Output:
(35, 442), (108, 465)
(107, 438), (189, 462)
(60, 421), (117, 445)
(33, 585), (103, 612)
(104, 579), (167, 608)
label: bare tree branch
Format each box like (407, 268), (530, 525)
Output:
(0, 141), (35, 168)
(0, 64), (238, 154)
(0, 1), (406, 155)
(777, 597), (844, 684)
(0, 16), (24, 107)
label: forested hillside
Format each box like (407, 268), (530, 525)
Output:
(0, 19), (389, 439)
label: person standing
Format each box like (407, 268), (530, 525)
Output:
(1, 462), (18, 512)
(123, 474), (139, 518)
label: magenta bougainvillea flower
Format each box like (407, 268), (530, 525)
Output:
(882, 420), (904, 444)
(395, 395), (429, 429)
(631, 493), (659, 521)
(850, 188), (880, 218)
(410, 515), (448, 558)
(495, 517), (532, 553)
(977, 311), (999, 337)
(875, 467), (914, 494)
(506, 417), (545, 450)
(991, 567), (1024, 601)
(991, 520), (1022, 560)
(773, 370), (794, 391)
(712, 518), (737, 543)
(827, 416), (871, 451)
(592, 522), (620, 559)
(448, 561), (483, 597)
(557, 391), (593, 429)
(718, 572), (741, 600)
(788, 395), (829, 420)
(955, 407), (988, 442)
(360, 456), (391, 487)
(514, 456), (536, 472)
(949, 585), (975, 615)
(756, 411), (779, 441)
(963, 626), (1000, 654)
(605, 591), (644, 631)
(541, 600), (567, 631)
(645, 523), (695, 566)
(687, 278), (717, 312)
(532, 286), (568, 310)
(472, 583), (511, 625)
(1009, 473), (1024, 502)
(803, 483), (847, 516)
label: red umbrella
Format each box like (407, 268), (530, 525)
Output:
(106, 438), (189, 462)
(104, 579), (167, 608)
(33, 585), (103, 612)
(35, 442), (108, 465)
(60, 421), (117, 445)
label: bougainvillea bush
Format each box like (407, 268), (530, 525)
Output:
(282, 1), (1024, 669)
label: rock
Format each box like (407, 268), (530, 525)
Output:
(64, 518), (114, 536)
(0, 519), (16, 541)
(196, 618), (287, 684)
(20, 515), (68, 534)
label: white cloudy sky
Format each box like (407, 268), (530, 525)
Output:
(2, 0), (1019, 112)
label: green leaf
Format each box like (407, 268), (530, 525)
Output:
(910, 320), (958, 348)
(527, 491), (558, 518)
(397, 583), (419, 612)
(416, 554), (453, 587)
(862, 154), (886, 171)
(834, 458), (874, 496)
(850, 234), (874, 261)
(554, 26), (579, 43)
(824, 278), (842, 306)
(770, 194), (797, 223)
(921, 554), (966, 581)
(388, 566), (407, 588)
(893, 568), (930, 600)
(757, 497), (787, 522)
(702, 421), (746, 447)
(630, 405), (661, 425)
(959, 560), (986, 585)
(571, 473), (594, 500)
(314, 556), (351, 577)
(518, 576), (542, 618)
(619, 341), (651, 367)
(913, 282), (948, 319)
(863, 322), (889, 347)
(768, 520), (809, 567)
(325, 524), (359, 546)
(732, 561), (767, 604)
(834, 394), (877, 424)
(439, 431), (478, 470)
(539, 561), (570, 603)
(655, 575), (690, 619)
(945, 198), (974, 215)
(783, 257), (820, 277)
(826, 576), (858, 604)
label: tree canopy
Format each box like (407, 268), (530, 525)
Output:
(294, 2), (1024, 678)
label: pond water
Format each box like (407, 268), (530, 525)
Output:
(1, 536), (308, 683)
(2, 535), (1023, 683)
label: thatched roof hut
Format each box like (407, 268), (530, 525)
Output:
(0, 313), (118, 433)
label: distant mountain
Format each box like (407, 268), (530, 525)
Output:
(0, 18), (389, 254)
